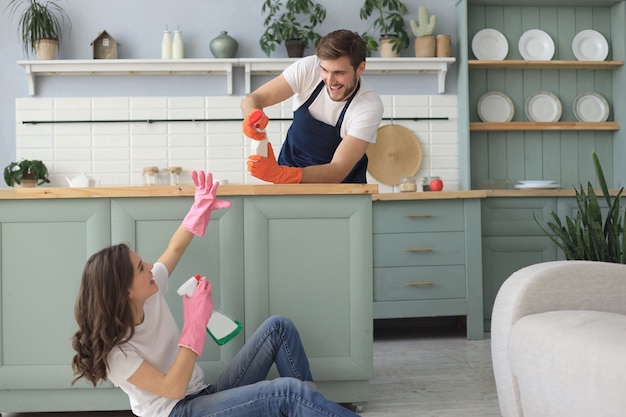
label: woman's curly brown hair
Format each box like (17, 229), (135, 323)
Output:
(71, 243), (137, 386)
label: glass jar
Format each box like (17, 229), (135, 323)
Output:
(167, 166), (182, 185)
(422, 176), (431, 191)
(142, 166), (159, 186)
(399, 175), (417, 192)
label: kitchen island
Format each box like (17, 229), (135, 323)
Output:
(0, 184), (376, 413)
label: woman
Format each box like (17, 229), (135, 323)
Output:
(71, 170), (360, 417)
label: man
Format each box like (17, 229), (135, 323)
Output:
(242, 29), (384, 184)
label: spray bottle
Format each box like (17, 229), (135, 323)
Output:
(177, 274), (242, 345)
(247, 109), (268, 157)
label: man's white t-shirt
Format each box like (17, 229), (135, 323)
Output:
(282, 55), (383, 144)
(107, 262), (206, 417)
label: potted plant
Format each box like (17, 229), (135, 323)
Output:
(410, 6), (437, 57)
(359, 0), (410, 57)
(4, 159), (50, 187)
(259, 0), (327, 58)
(536, 151), (625, 263)
(5, 0), (71, 60)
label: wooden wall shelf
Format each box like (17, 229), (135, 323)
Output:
(468, 60), (624, 70)
(470, 121), (620, 131)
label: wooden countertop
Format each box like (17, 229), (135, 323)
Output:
(1, 184), (620, 200)
(0, 184), (379, 199)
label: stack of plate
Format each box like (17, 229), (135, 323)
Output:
(514, 180), (561, 189)
(525, 91), (562, 122)
(477, 91), (515, 122)
(573, 92), (610, 122)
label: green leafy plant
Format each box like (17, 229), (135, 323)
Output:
(536, 151), (626, 263)
(359, 0), (410, 55)
(259, 0), (327, 57)
(5, 0), (71, 55)
(4, 159), (50, 186)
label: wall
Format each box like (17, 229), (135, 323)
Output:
(1, 0), (459, 189)
(15, 94), (459, 192)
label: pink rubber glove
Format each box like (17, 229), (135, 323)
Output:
(178, 277), (214, 356)
(182, 170), (232, 237)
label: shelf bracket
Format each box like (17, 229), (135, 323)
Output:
(23, 63), (36, 96)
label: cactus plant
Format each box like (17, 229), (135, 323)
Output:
(410, 6), (437, 38)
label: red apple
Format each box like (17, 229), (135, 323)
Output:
(430, 178), (444, 191)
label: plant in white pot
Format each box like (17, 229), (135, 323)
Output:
(410, 6), (437, 57)
(359, 0), (410, 57)
(259, 0), (327, 58)
(5, 0), (71, 60)
(4, 159), (50, 187)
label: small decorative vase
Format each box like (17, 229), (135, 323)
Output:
(210, 31), (238, 58)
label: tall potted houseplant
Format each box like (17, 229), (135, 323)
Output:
(5, 0), (71, 60)
(4, 159), (50, 187)
(536, 151), (626, 263)
(359, 0), (410, 57)
(259, 0), (327, 58)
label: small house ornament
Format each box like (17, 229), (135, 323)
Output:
(91, 30), (119, 59)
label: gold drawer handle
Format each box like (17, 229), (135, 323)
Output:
(406, 281), (434, 286)
(405, 247), (433, 252)
(404, 213), (433, 218)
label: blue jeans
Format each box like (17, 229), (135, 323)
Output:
(169, 315), (359, 417)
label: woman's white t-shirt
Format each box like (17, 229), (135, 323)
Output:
(282, 55), (383, 144)
(107, 262), (206, 417)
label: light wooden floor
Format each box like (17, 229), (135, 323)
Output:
(3, 318), (501, 417)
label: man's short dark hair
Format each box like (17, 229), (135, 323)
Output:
(316, 29), (366, 70)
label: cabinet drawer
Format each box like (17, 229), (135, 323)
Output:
(373, 232), (465, 267)
(374, 265), (466, 301)
(373, 200), (464, 233)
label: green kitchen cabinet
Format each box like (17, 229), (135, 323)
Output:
(372, 199), (484, 340)
(242, 195), (374, 404)
(0, 199), (116, 411)
(481, 197), (559, 322)
(0, 193), (373, 412)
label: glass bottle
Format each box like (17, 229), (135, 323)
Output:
(161, 27), (172, 59)
(167, 166), (182, 185)
(143, 166), (159, 186)
(172, 28), (184, 59)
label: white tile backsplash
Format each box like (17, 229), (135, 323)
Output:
(15, 95), (459, 190)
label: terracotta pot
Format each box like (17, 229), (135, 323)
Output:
(35, 39), (58, 60)
(414, 36), (436, 57)
(379, 36), (400, 58)
(285, 40), (305, 58)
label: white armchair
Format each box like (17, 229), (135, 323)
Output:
(491, 260), (626, 417)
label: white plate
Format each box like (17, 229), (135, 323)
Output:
(518, 180), (556, 186)
(525, 91), (562, 122)
(477, 91), (515, 122)
(518, 29), (555, 60)
(574, 92), (610, 122)
(515, 183), (561, 189)
(472, 29), (509, 60)
(572, 30), (609, 61)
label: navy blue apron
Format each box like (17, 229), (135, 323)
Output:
(278, 81), (367, 183)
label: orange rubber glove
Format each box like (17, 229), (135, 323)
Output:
(243, 109), (269, 141)
(247, 142), (302, 184)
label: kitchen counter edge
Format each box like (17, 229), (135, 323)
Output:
(0, 184), (378, 199)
